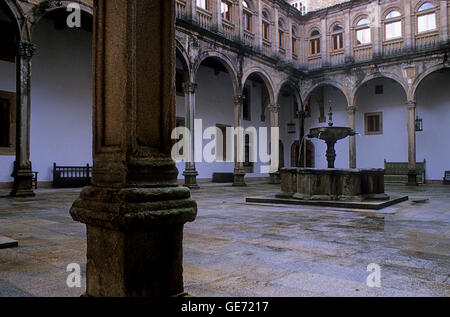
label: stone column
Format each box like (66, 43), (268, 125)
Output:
(407, 100), (418, 186)
(10, 41), (36, 198)
(269, 104), (281, 184)
(404, 1), (413, 50)
(233, 94), (246, 186)
(69, 0), (197, 297)
(440, 0), (449, 43)
(347, 105), (357, 169)
(182, 82), (199, 189)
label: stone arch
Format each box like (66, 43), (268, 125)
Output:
(382, 6), (404, 20)
(2, 0), (25, 39)
(276, 79), (302, 112)
(414, 0), (439, 13)
(352, 72), (408, 105)
(242, 67), (275, 105)
(302, 80), (350, 107)
(193, 50), (240, 94)
(28, 0), (93, 39)
(410, 63), (450, 101)
(175, 39), (191, 75)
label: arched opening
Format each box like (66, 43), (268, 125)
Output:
(291, 140), (314, 167)
(415, 68), (450, 181)
(242, 72), (274, 175)
(194, 56), (237, 180)
(303, 83), (348, 168)
(354, 77), (407, 169)
(277, 81), (301, 168)
(30, 8), (93, 186)
(0, 1), (20, 185)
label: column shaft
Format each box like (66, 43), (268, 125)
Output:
(233, 94), (246, 186)
(269, 104), (280, 184)
(407, 101), (418, 186)
(347, 106), (357, 169)
(182, 82), (199, 189)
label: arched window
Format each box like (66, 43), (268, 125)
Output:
(278, 19), (285, 49)
(310, 30), (321, 56)
(331, 24), (344, 51)
(242, 1), (252, 32)
(292, 26), (298, 56)
(385, 10), (402, 40)
(221, 1), (232, 22)
(355, 18), (371, 45)
(196, 0), (210, 11)
(417, 2), (437, 33)
(262, 10), (270, 41)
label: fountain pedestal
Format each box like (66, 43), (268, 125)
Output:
(277, 168), (389, 202)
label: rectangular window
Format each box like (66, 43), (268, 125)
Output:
(0, 21), (16, 63)
(310, 39), (320, 55)
(221, 1), (232, 22)
(356, 28), (371, 45)
(292, 38), (297, 55)
(196, 0), (210, 11)
(278, 30), (284, 49)
(0, 91), (16, 155)
(418, 13), (437, 33)
(243, 11), (252, 32)
(243, 87), (251, 121)
(216, 124), (230, 162)
(365, 112), (383, 135)
(385, 21), (402, 40)
(332, 33), (343, 50)
(262, 22), (270, 40)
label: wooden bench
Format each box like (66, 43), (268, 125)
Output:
(384, 159), (426, 184)
(53, 163), (92, 188)
(444, 171), (450, 185)
(212, 172), (234, 183)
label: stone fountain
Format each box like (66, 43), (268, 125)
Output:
(277, 108), (389, 202)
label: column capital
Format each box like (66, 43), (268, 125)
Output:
(182, 82), (197, 94)
(406, 100), (416, 109)
(233, 94), (245, 105)
(17, 41), (36, 58)
(347, 105), (358, 112)
(268, 104), (280, 114)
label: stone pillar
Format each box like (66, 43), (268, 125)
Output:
(407, 100), (418, 186)
(347, 105), (357, 169)
(187, 0), (196, 23)
(269, 104), (280, 184)
(404, 1), (413, 50)
(440, 0), (449, 43)
(10, 41), (36, 198)
(182, 82), (199, 189)
(233, 94), (246, 186)
(69, 0), (197, 297)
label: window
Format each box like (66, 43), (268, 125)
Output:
(279, 30), (285, 49)
(331, 24), (344, 51)
(242, 1), (252, 32)
(0, 21), (16, 63)
(0, 91), (16, 155)
(216, 124), (230, 162)
(292, 37), (297, 55)
(417, 3), (437, 33)
(243, 86), (251, 121)
(365, 112), (383, 135)
(262, 21), (270, 41)
(221, 1), (232, 22)
(196, 0), (210, 11)
(385, 11), (402, 40)
(291, 1), (307, 15)
(244, 133), (254, 172)
(175, 69), (184, 96)
(355, 18), (371, 45)
(310, 30), (320, 56)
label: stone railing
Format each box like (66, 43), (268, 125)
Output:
(330, 50), (345, 66)
(383, 39), (404, 56)
(222, 20), (235, 40)
(353, 44), (373, 62)
(176, 0), (186, 20)
(415, 32), (440, 50)
(262, 39), (272, 55)
(243, 30), (255, 46)
(196, 8), (213, 30)
(308, 55), (322, 70)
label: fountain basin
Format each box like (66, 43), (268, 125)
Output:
(277, 168), (389, 202)
(308, 126), (357, 141)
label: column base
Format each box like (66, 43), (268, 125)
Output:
(232, 170), (246, 187)
(70, 185), (197, 297)
(183, 169), (199, 189)
(10, 168), (35, 197)
(269, 172), (281, 184)
(407, 171), (418, 186)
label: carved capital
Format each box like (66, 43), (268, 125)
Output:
(406, 100), (416, 109)
(347, 105), (358, 112)
(182, 82), (197, 94)
(268, 104), (280, 114)
(233, 94), (245, 106)
(17, 41), (36, 58)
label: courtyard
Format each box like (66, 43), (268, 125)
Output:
(0, 182), (449, 297)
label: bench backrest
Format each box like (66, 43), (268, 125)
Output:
(384, 160), (426, 175)
(445, 171), (450, 180)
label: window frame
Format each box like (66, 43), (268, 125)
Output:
(354, 17), (371, 46)
(309, 29), (321, 56)
(416, 2), (438, 34)
(383, 10), (403, 41)
(196, 0), (210, 11)
(364, 112), (383, 136)
(0, 91), (16, 156)
(221, 0), (233, 23)
(330, 24), (344, 51)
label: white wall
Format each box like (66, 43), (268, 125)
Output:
(0, 59), (16, 183)
(30, 18), (93, 182)
(416, 70), (450, 180)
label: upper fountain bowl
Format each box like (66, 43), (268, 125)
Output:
(308, 126), (357, 142)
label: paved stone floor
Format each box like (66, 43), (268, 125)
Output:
(0, 182), (449, 297)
